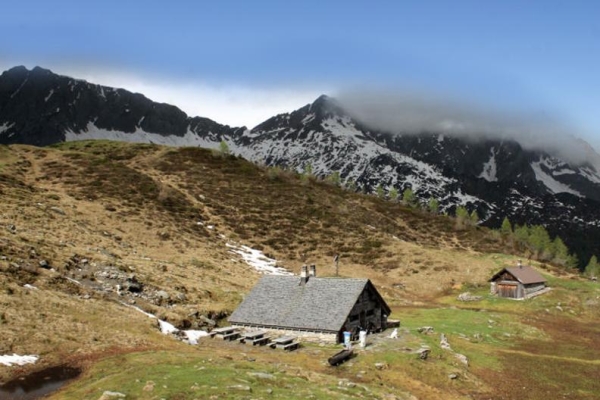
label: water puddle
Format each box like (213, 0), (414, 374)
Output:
(0, 366), (80, 399)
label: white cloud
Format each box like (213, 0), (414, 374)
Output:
(336, 87), (600, 167)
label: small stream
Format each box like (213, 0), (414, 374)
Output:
(0, 366), (80, 399)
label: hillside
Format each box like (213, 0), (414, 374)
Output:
(2, 66), (600, 268)
(1, 141), (599, 399)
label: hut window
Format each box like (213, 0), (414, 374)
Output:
(349, 315), (359, 322)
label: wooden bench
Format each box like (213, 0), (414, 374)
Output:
(252, 336), (271, 346)
(222, 332), (240, 341)
(210, 326), (237, 338)
(282, 341), (299, 351)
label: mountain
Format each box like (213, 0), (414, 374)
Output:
(1, 66), (600, 265)
(235, 95), (600, 265)
(0, 66), (243, 147)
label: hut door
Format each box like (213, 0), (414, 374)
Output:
(498, 284), (517, 298)
(359, 311), (366, 328)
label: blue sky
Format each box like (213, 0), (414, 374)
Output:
(1, 0), (599, 146)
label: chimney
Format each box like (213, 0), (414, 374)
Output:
(300, 265), (308, 285)
(309, 264), (316, 277)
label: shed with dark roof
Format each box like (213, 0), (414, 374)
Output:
(228, 267), (391, 343)
(489, 263), (547, 299)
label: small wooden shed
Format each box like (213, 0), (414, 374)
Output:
(228, 265), (391, 343)
(489, 264), (547, 299)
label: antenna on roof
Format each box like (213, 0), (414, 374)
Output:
(334, 254), (340, 276)
(518, 259), (523, 269)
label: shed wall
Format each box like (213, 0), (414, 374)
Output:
(343, 289), (387, 338)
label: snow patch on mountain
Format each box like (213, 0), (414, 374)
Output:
(479, 147), (498, 182)
(579, 167), (600, 185)
(64, 122), (220, 148)
(531, 159), (582, 197)
(0, 122), (15, 135)
(44, 89), (54, 102)
(552, 168), (576, 176)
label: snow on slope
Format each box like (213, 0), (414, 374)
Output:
(0, 122), (15, 135)
(531, 158), (582, 197)
(65, 121), (221, 148)
(0, 354), (38, 366)
(227, 243), (292, 275)
(237, 115), (492, 214)
(478, 148), (498, 182)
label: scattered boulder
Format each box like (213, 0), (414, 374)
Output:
(455, 353), (469, 366)
(247, 372), (275, 380)
(457, 292), (482, 302)
(98, 391), (126, 399)
(49, 206), (66, 216)
(228, 384), (251, 392)
(142, 381), (155, 392)
(38, 260), (50, 269)
(374, 362), (388, 370)
(417, 326), (434, 334)
(200, 315), (217, 327)
(155, 290), (170, 301)
(440, 333), (452, 350)
(448, 373), (458, 380)
(417, 348), (430, 360)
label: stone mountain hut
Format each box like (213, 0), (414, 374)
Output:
(489, 262), (547, 299)
(228, 265), (391, 343)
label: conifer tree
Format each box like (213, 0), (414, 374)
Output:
(219, 140), (230, 156)
(402, 188), (416, 207)
(551, 236), (570, 265)
(455, 206), (469, 229)
(376, 184), (385, 199)
(500, 217), (512, 235)
(389, 187), (399, 202)
(327, 171), (341, 186)
(427, 198), (439, 214)
(469, 210), (479, 226)
(585, 255), (599, 278)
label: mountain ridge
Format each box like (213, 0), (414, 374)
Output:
(1, 66), (600, 266)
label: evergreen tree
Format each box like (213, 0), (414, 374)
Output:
(500, 217), (512, 235)
(585, 255), (600, 278)
(551, 237), (570, 265)
(376, 184), (385, 199)
(455, 206), (469, 229)
(303, 163), (313, 176)
(528, 225), (552, 259)
(469, 210), (479, 226)
(402, 188), (416, 207)
(389, 187), (399, 202)
(219, 140), (230, 156)
(327, 171), (341, 186)
(427, 198), (439, 214)
(513, 225), (530, 246)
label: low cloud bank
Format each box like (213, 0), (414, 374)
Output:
(336, 88), (598, 167)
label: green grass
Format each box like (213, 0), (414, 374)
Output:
(53, 350), (383, 400)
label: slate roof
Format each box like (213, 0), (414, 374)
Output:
(490, 266), (547, 284)
(229, 276), (390, 332)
